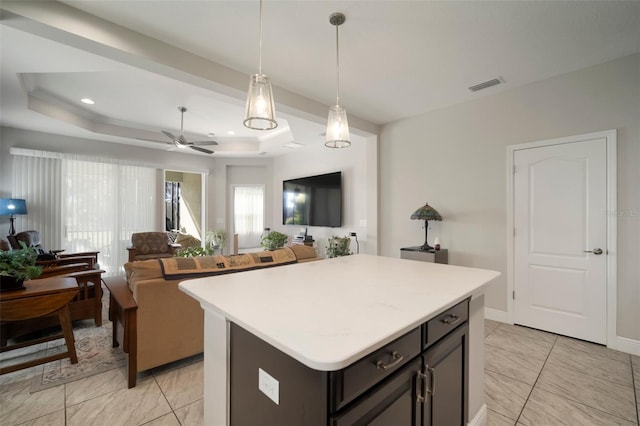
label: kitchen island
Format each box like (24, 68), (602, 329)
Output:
(180, 254), (499, 425)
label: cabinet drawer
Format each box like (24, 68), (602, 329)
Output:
(423, 298), (469, 349)
(329, 327), (421, 412)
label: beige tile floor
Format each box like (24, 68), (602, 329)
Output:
(1, 320), (638, 425)
(485, 319), (640, 426)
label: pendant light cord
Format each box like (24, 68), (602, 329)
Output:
(258, 0), (263, 76)
(335, 22), (340, 106)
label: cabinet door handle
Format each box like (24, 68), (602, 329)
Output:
(426, 365), (435, 395)
(376, 351), (404, 370)
(416, 371), (427, 403)
(441, 314), (461, 326)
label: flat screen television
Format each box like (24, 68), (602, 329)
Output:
(282, 171), (342, 227)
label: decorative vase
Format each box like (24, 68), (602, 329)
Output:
(0, 275), (26, 292)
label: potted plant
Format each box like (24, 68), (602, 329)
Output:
(261, 231), (288, 251)
(326, 236), (352, 258)
(206, 230), (226, 254)
(0, 242), (42, 292)
(175, 246), (214, 257)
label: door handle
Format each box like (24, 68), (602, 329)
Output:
(584, 248), (603, 255)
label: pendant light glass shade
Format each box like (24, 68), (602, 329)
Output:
(244, 0), (277, 130)
(326, 12), (350, 148)
(244, 74), (277, 130)
(325, 105), (351, 148)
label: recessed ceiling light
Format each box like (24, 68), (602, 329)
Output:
(207, 133), (216, 138)
(81, 98), (95, 105)
(227, 131), (235, 135)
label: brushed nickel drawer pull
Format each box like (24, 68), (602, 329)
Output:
(441, 314), (461, 325)
(376, 351), (404, 370)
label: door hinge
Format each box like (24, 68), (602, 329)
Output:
(513, 228), (516, 237)
(512, 291), (515, 300)
(513, 165), (516, 174)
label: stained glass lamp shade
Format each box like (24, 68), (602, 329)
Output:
(410, 202), (442, 251)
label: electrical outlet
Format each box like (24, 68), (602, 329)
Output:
(258, 368), (279, 405)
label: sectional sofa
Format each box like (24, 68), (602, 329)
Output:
(104, 244), (318, 387)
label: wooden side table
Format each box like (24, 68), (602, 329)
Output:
(103, 276), (138, 388)
(0, 277), (79, 375)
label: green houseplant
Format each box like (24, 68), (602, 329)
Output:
(0, 242), (42, 291)
(176, 245), (214, 258)
(326, 236), (352, 258)
(261, 231), (288, 251)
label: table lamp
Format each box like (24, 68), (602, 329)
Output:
(410, 202), (442, 252)
(0, 198), (28, 235)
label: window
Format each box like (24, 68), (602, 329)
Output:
(12, 151), (156, 276)
(233, 186), (264, 249)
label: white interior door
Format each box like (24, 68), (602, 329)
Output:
(514, 137), (607, 344)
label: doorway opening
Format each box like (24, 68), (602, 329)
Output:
(165, 170), (205, 249)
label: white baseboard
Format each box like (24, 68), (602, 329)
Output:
(468, 403), (487, 426)
(484, 307), (509, 323)
(612, 336), (640, 356)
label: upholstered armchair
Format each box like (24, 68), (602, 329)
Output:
(127, 232), (181, 262)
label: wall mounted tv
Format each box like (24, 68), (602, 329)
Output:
(282, 171), (342, 227)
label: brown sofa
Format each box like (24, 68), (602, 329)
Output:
(104, 244), (318, 387)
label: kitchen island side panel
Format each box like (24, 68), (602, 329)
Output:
(230, 323), (328, 426)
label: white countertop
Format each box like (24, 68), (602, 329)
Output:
(179, 254), (499, 371)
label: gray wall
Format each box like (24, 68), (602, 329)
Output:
(379, 53), (640, 340)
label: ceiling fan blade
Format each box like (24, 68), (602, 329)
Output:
(162, 130), (179, 142)
(190, 140), (219, 146)
(189, 146), (214, 155)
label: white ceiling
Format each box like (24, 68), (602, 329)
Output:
(1, 1), (639, 157)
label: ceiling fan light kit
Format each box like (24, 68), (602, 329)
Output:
(244, 0), (278, 131)
(325, 12), (351, 148)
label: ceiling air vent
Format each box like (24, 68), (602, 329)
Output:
(469, 77), (504, 92)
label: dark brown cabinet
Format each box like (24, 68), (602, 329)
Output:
(229, 299), (469, 426)
(331, 358), (421, 426)
(421, 323), (468, 426)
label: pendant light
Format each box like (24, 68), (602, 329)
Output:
(244, 0), (277, 130)
(325, 12), (351, 148)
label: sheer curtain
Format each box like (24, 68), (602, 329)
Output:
(62, 160), (156, 275)
(12, 150), (156, 276)
(233, 186), (264, 249)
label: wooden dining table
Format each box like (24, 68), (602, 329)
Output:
(0, 277), (79, 374)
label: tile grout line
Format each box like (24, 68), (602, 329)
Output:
(147, 372), (181, 426)
(513, 334), (558, 425)
(632, 357), (639, 426)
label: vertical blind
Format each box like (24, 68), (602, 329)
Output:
(233, 186), (264, 249)
(12, 155), (63, 248)
(13, 154), (156, 276)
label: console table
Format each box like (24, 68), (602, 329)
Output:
(0, 277), (79, 374)
(401, 246), (449, 264)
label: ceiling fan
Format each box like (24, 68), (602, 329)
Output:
(162, 106), (218, 154)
